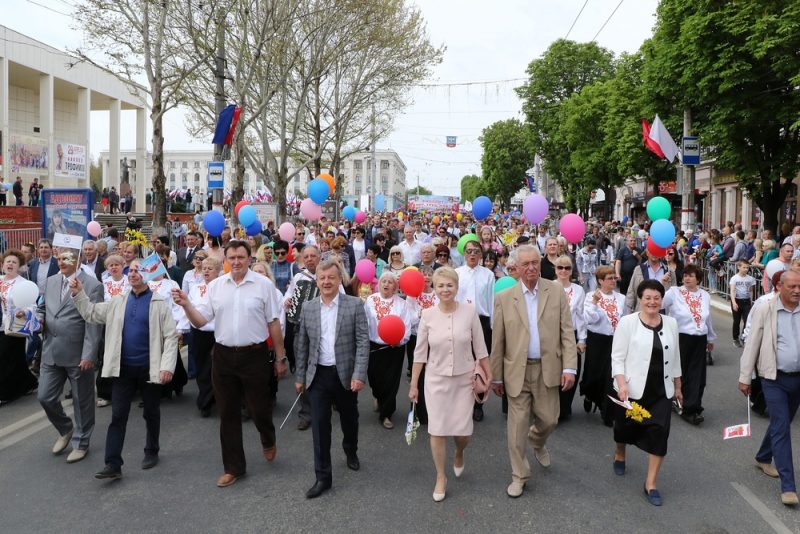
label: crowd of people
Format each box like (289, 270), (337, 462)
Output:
(1, 209), (800, 507)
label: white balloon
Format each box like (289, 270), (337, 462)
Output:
(10, 279), (39, 308)
(637, 229), (647, 239)
(765, 260), (787, 283)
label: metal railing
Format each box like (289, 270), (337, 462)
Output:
(694, 255), (765, 302)
(0, 228), (43, 253)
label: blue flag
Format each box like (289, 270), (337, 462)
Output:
(212, 104), (237, 145)
(138, 252), (168, 283)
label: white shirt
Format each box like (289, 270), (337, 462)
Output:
(102, 276), (130, 301)
(182, 270), (204, 296)
(536, 234), (549, 253)
(364, 293), (414, 345)
(742, 292), (776, 343)
(399, 240), (421, 266)
(189, 281), (215, 332)
(149, 278), (189, 332)
(522, 283), (542, 360)
(81, 258), (99, 278)
(352, 239), (366, 262)
(662, 286), (717, 341)
(455, 264), (495, 319)
(584, 290), (627, 335)
(730, 273), (756, 300)
(196, 269), (281, 346)
(318, 295), (339, 366)
(563, 283), (587, 342)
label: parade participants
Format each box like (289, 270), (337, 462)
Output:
(625, 251), (674, 312)
(730, 260), (756, 347)
(615, 236), (642, 295)
(410, 266), (489, 502)
(28, 239), (58, 294)
(181, 249), (207, 298)
(554, 255), (586, 421)
(415, 243), (439, 272)
(447, 234), (464, 268)
(270, 240), (298, 294)
(540, 237), (560, 281)
(294, 259), (370, 499)
(404, 265), (438, 408)
(739, 269), (800, 506)
(582, 266), (628, 426)
(576, 239), (599, 293)
(70, 260), (177, 479)
(662, 264), (716, 425)
(177, 232), (201, 273)
(351, 226), (368, 263)
(96, 255), (130, 407)
(189, 257), (222, 417)
(434, 245), (450, 268)
(490, 245), (577, 498)
(611, 280), (682, 507)
(13, 176), (23, 205)
(36, 249), (103, 463)
(364, 272), (413, 429)
(80, 241), (105, 282)
(399, 225), (422, 266)
(173, 240), (287, 488)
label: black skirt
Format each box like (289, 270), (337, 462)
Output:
(613, 319), (671, 456)
(580, 330), (613, 407)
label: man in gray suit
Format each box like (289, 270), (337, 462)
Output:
(36, 249), (103, 463)
(294, 258), (370, 499)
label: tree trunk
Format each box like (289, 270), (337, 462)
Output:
(151, 95), (166, 233)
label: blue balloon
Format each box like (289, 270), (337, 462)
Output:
(307, 179), (329, 205)
(238, 205), (257, 227)
(245, 219), (263, 236)
(374, 194), (385, 212)
(472, 196), (493, 220)
(650, 219), (676, 248)
(203, 210), (225, 237)
(343, 205), (356, 221)
(622, 215), (629, 224)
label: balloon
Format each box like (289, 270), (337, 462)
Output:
(472, 196), (493, 220)
(374, 195), (385, 212)
(377, 315), (405, 346)
(766, 260), (787, 282)
(432, 216), (440, 224)
(278, 222), (296, 242)
(523, 194), (549, 224)
(646, 196), (672, 221)
(300, 198), (322, 221)
(10, 279), (38, 308)
(397, 211), (404, 219)
(87, 221), (102, 238)
(646, 238), (669, 258)
(456, 213), (463, 221)
(203, 211), (225, 237)
(404, 266), (419, 271)
(245, 219), (263, 236)
(559, 214), (585, 244)
(318, 173), (335, 195)
(3, 182), (12, 190)
(494, 276), (517, 294)
(650, 219), (676, 248)
(354, 211), (367, 224)
(307, 179), (329, 205)
(399, 269), (425, 297)
(457, 233), (479, 255)
(238, 205), (257, 227)
(638, 229), (647, 239)
(234, 200), (250, 217)
(343, 206), (357, 221)
(622, 215), (629, 224)
(354, 259), (376, 283)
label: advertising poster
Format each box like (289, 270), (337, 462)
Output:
(10, 133), (48, 174)
(253, 203), (278, 224)
(407, 195), (460, 212)
(54, 142), (87, 178)
(41, 188), (94, 242)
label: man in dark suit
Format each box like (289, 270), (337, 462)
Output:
(177, 232), (200, 272)
(28, 239), (59, 293)
(294, 258), (370, 499)
(36, 249), (104, 463)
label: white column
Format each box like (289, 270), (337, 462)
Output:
(0, 56), (8, 183)
(77, 88), (90, 188)
(741, 193), (752, 230)
(39, 73), (54, 187)
(135, 106), (147, 212)
(725, 187), (736, 224)
(108, 98), (120, 191)
(711, 189), (721, 229)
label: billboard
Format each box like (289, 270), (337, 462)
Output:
(253, 203), (278, 225)
(54, 142), (87, 178)
(41, 188), (94, 242)
(407, 195), (459, 212)
(10, 133), (48, 174)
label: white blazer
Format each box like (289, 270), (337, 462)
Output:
(611, 313), (682, 400)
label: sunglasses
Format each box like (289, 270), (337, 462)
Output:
(391, 251), (401, 255)
(275, 250), (287, 256)
(464, 249), (482, 255)
(297, 232), (305, 236)
(193, 256), (205, 261)
(437, 253), (449, 258)
(556, 265), (572, 271)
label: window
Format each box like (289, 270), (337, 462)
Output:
(244, 173), (250, 182)
(181, 172), (188, 180)
(355, 174), (361, 183)
(169, 173), (175, 180)
(381, 160), (389, 170)
(194, 161), (200, 168)
(169, 161), (175, 169)
(130, 160), (136, 169)
(194, 173), (200, 182)
(382, 174), (388, 183)
(354, 160), (362, 170)
(181, 161), (188, 169)
(355, 188), (361, 196)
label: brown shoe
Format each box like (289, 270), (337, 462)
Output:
(216, 473), (240, 488)
(263, 446), (277, 462)
(781, 491), (799, 506)
(755, 461), (779, 478)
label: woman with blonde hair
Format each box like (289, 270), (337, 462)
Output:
(386, 245), (406, 277)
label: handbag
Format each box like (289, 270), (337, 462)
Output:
(472, 361), (490, 404)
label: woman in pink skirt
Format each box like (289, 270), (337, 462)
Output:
(409, 266), (491, 502)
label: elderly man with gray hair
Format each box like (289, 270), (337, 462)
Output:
(399, 225), (422, 266)
(415, 242), (439, 271)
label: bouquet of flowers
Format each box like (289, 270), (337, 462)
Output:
(405, 403), (420, 445)
(625, 402), (652, 423)
(125, 228), (148, 249)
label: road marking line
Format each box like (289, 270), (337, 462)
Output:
(0, 419), (53, 452)
(731, 481), (794, 534)
(0, 400), (72, 442)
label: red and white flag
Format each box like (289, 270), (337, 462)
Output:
(723, 423), (751, 440)
(642, 115), (680, 163)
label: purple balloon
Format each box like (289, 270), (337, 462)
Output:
(523, 194), (549, 224)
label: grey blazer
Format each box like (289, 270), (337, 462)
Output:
(294, 294), (369, 390)
(38, 270), (104, 367)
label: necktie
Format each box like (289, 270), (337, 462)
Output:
(61, 277), (70, 302)
(187, 248), (194, 260)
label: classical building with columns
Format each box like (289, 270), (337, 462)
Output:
(0, 25), (147, 207)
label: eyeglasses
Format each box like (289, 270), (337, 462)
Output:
(297, 232), (305, 236)
(391, 251), (401, 255)
(437, 253), (449, 258)
(275, 250), (287, 256)
(464, 249), (481, 255)
(556, 265), (572, 271)
(193, 256), (204, 261)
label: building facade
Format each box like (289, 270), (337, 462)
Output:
(338, 149), (407, 211)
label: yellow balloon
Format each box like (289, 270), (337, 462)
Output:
(404, 266), (418, 271)
(456, 213), (463, 221)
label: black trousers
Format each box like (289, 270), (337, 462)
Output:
(105, 365), (161, 469)
(368, 342), (405, 420)
(559, 331), (582, 418)
(406, 334), (428, 424)
(679, 333), (707, 416)
(308, 365), (359, 484)
(475, 315), (497, 413)
(731, 298), (752, 341)
(192, 328), (216, 411)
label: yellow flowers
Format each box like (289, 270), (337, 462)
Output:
(625, 402), (652, 423)
(125, 228), (148, 248)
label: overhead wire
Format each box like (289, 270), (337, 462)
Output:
(24, 0), (71, 16)
(565, 0), (590, 39)
(592, 0), (625, 41)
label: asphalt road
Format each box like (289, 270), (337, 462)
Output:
(1, 309), (799, 534)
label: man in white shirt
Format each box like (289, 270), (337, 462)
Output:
(80, 240), (104, 282)
(399, 225), (421, 266)
(536, 226), (549, 253)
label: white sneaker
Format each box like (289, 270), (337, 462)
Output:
(66, 448), (88, 463)
(52, 429), (74, 455)
(96, 399), (110, 407)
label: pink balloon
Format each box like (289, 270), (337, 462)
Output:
(300, 198), (322, 221)
(278, 222), (296, 242)
(559, 213), (585, 244)
(87, 221), (102, 237)
(523, 194), (549, 224)
(354, 211), (367, 224)
(354, 259), (376, 283)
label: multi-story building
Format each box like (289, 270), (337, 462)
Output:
(338, 149), (407, 211)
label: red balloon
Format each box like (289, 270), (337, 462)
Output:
(234, 200), (250, 217)
(646, 238), (669, 258)
(378, 315), (405, 346)
(398, 269), (425, 297)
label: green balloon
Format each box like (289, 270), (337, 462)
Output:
(457, 233), (479, 255)
(494, 276), (517, 293)
(646, 196), (672, 221)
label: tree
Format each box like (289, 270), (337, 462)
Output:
(460, 174), (488, 201)
(643, 0), (800, 232)
(407, 185), (432, 196)
(480, 119), (532, 210)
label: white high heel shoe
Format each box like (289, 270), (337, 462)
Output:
(433, 478), (447, 502)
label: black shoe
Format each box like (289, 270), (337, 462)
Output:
(200, 408), (211, 418)
(305, 480), (331, 499)
(472, 406), (484, 422)
(706, 352), (714, 366)
(583, 399), (592, 413)
(95, 465), (122, 480)
(346, 453), (360, 471)
(142, 454), (159, 470)
(297, 419), (311, 431)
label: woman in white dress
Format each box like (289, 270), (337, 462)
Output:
(554, 255), (587, 421)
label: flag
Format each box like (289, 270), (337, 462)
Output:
(723, 423), (751, 440)
(223, 107), (242, 145)
(138, 252), (168, 283)
(647, 115), (680, 163)
(52, 232), (83, 251)
(642, 119), (665, 159)
(212, 104), (237, 145)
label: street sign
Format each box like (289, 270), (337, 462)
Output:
(682, 136), (700, 166)
(207, 161), (224, 188)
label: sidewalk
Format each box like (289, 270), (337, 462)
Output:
(709, 294), (733, 315)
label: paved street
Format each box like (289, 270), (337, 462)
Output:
(1, 309), (799, 534)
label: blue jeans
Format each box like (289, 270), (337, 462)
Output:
(756, 372), (800, 492)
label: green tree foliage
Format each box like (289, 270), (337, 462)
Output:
(479, 119), (532, 209)
(406, 186), (432, 196)
(460, 174), (487, 201)
(643, 0), (800, 232)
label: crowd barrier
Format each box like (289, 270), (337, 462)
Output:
(694, 256), (765, 302)
(0, 228), (44, 254)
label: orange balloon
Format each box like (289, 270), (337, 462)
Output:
(318, 173), (335, 195)
(432, 216), (440, 224)
(223, 260), (230, 273)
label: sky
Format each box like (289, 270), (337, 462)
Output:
(3, 0), (659, 196)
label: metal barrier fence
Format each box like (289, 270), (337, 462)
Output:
(0, 228), (43, 254)
(694, 255), (765, 302)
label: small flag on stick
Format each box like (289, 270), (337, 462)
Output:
(723, 395), (751, 440)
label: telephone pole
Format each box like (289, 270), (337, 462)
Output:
(680, 109), (696, 231)
(213, 12), (226, 162)
(370, 105), (377, 212)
